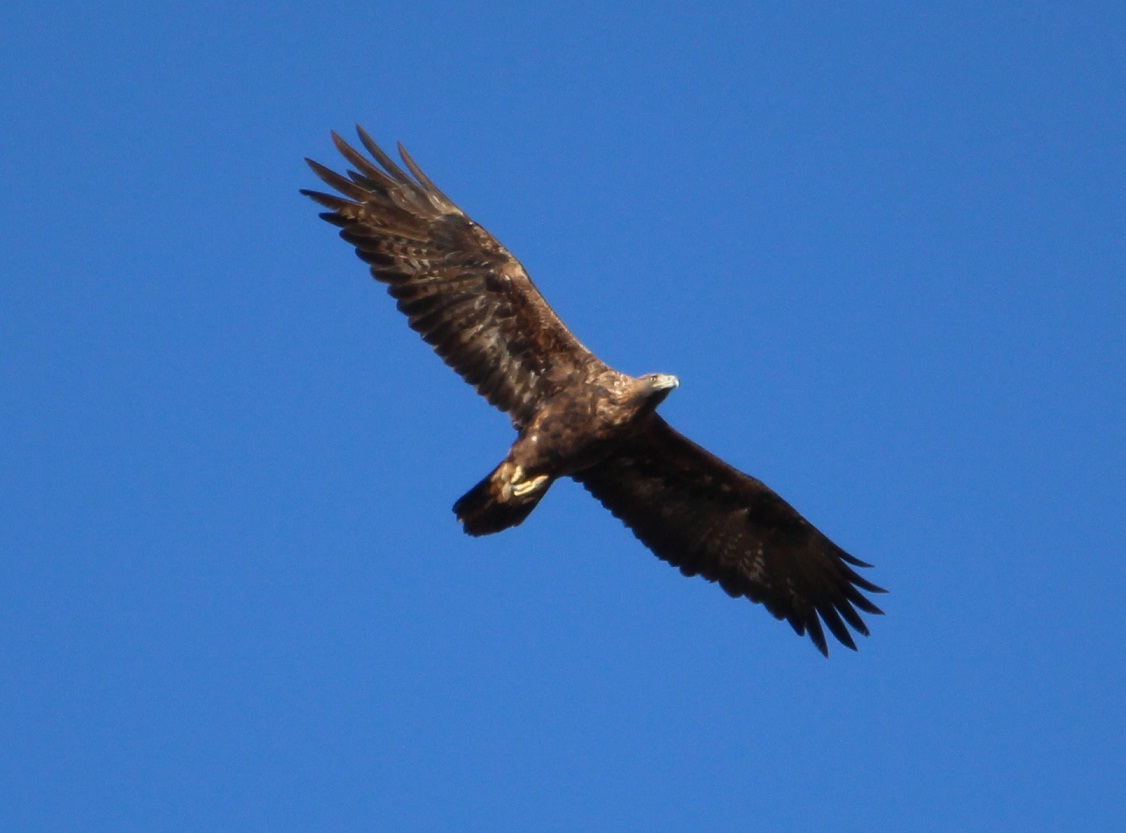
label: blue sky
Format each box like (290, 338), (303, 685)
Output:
(3, 2), (1124, 830)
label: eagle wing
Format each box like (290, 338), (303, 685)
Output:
(574, 415), (885, 655)
(302, 127), (605, 428)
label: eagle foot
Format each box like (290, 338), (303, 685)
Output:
(512, 474), (550, 497)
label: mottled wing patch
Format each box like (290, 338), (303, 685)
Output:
(302, 127), (606, 427)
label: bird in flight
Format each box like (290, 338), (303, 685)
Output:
(302, 127), (884, 655)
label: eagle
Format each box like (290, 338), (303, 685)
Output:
(302, 127), (884, 655)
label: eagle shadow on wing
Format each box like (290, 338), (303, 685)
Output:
(302, 127), (885, 655)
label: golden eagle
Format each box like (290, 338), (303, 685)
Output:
(302, 127), (884, 655)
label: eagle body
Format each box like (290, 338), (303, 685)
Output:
(454, 371), (680, 536)
(303, 127), (885, 655)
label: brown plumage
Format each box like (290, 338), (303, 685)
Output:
(302, 126), (885, 655)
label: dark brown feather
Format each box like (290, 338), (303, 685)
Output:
(574, 415), (884, 656)
(301, 127), (605, 428)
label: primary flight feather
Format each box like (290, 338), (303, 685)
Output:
(302, 127), (885, 655)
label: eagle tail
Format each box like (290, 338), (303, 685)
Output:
(454, 461), (552, 536)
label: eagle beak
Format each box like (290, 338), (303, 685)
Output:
(651, 374), (680, 391)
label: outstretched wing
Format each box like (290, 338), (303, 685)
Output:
(574, 415), (884, 655)
(302, 127), (605, 428)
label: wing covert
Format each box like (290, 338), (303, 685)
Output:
(574, 415), (884, 655)
(302, 127), (604, 427)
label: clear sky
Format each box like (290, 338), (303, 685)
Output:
(3, 2), (1124, 831)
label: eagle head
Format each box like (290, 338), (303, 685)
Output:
(640, 373), (679, 407)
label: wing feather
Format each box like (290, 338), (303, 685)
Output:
(302, 127), (605, 426)
(575, 415), (885, 655)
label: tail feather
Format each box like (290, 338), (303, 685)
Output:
(453, 462), (550, 536)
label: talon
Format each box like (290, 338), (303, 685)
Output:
(512, 474), (549, 497)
